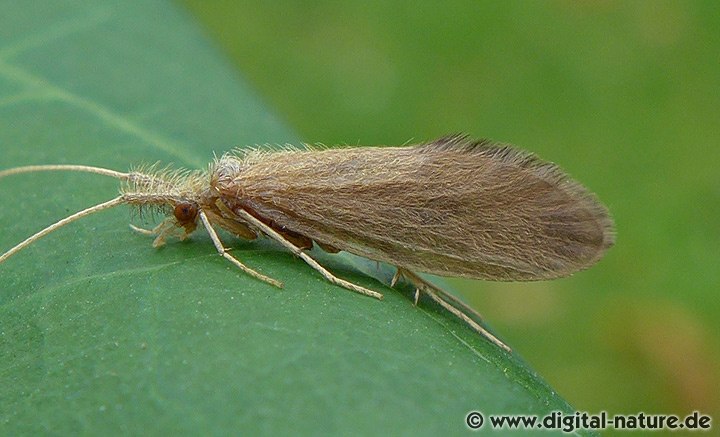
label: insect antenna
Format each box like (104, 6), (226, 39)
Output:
(0, 164), (128, 180)
(0, 164), (131, 264)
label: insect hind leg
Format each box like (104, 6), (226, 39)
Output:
(392, 268), (511, 352)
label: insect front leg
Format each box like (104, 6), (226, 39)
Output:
(233, 209), (383, 300)
(198, 210), (284, 288)
(130, 218), (190, 248)
(392, 268), (510, 352)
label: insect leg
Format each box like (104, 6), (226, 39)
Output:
(394, 268), (511, 352)
(129, 219), (185, 247)
(234, 209), (383, 300)
(393, 269), (487, 320)
(129, 224), (155, 236)
(198, 210), (284, 288)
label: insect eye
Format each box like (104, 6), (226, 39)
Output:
(173, 202), (198, 224)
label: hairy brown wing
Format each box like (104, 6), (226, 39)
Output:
(216, 135), (614, 280)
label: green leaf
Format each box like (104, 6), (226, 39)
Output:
(0, 1), (590, 435)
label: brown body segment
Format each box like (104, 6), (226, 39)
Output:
(211, 196), (315, 250)
(238, 205), (314, 250)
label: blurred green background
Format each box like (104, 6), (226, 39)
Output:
(180, 0), (719, 421)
